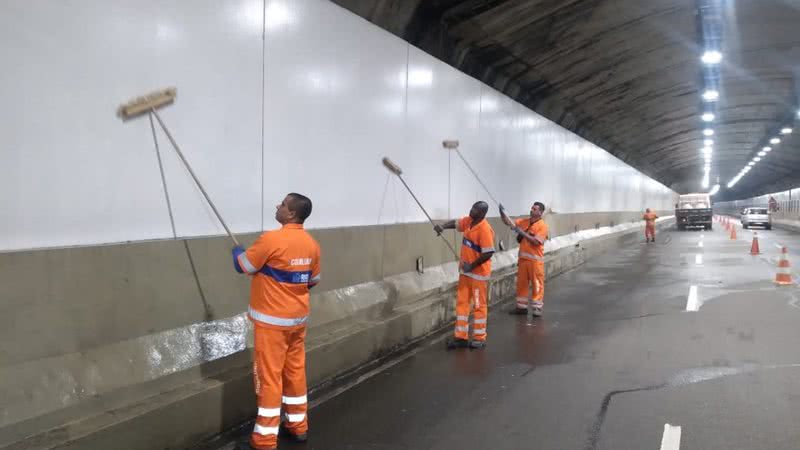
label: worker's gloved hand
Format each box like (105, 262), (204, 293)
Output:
(499, 203), (512, 226)
(433, 224), (444, 236)
(232, 246), (245, 273)
(461, 262), (473, 273)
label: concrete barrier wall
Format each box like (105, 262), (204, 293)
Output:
(0, 214), (672, 450)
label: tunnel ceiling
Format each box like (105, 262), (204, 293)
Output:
(331, 0), (800, 200)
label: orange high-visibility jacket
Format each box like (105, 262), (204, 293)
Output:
(457, 216), (495, 280)
(643, 212), (658, 224)
(233, 223), (321, 329)
(515, 217), (548, 262)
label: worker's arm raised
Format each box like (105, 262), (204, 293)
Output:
(433, 219), (457, 236)
(463, 251), (493, 273)
(499, 204), (514, 227)
(232, 233), (274, 274)
(513, 228), (545, 246)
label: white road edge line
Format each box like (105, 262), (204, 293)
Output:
(660, 423), (682, 450)
(695, 254), (703, 265)
(686, 285), (699, 312)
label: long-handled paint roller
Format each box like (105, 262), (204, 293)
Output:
(381, 157), (460, 260)
(117, 87), (240, 247)
(442, 140), (501, 207)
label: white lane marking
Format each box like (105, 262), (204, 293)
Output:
(660, 424), (682, 450)
(698, 241), (703, 248)
(695, 254), (703, 265)
(686, 285), (699, 312)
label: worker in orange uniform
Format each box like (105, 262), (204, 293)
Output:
(434, 201), (495, 350)
(643, 208), (658, 243)
(232, 193), (321, 450)
(501, 202), (549, 316)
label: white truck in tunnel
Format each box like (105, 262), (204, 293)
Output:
(675, 193), (713, 230)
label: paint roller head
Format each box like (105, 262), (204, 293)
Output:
(442, 140), (460, 149)
(117, 87), (177, 120)
(382, 157), (403, 176)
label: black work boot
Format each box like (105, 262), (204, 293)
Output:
(446, 337), (469, 350)
(280, 425), (308, 443)
(469, 340), (486, 349)
(236, 441), (274, 450)
(509, 307), (528, 315)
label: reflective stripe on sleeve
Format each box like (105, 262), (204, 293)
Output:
(238, 253), (258, 273)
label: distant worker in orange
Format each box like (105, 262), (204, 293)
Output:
(643, 208), (658, 243)
(232, 193), (321, 450)
(434, 201), (495, 350)
(501, 202), (549, 316)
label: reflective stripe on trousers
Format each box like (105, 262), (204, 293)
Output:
(251, 325), (308, 449)
(249, 306), (308, 327)
(519, 252), (544, 262)
(455, 276), (488, 341)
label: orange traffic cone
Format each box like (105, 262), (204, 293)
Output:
(775, 247), (794, 285)
(730, 224), (737, 240)
(750, 232), (760, 255)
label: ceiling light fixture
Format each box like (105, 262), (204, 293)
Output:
(781, 127), (793, 135)
(702, 89), (719, 101)
(703, 128), (714, 136)
(704, 139), (714, 146)
(701, 50), (723, 64)
(701, 112), (715, 122)
(770, 137), (781, 144)
(763, 146), (772, 152)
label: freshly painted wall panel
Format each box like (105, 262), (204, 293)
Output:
(0, 0), (675, 252)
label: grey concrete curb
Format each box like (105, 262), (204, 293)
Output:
(1, 219), (673, 450)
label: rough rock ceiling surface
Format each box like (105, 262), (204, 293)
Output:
(331, 0), (800, 200)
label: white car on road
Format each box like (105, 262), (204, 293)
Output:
(740, 207), (772, 230)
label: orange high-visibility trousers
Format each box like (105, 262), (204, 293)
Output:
(455, 275), (488, 341)
(645, 224), (655, 240)
(516, 259), (545, 309)
(251, 325), (308, 450)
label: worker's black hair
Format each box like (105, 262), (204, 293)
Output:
(287, 193), (313, 222)
(534, 201), (546, 213)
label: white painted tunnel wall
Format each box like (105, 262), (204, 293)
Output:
(0, 0), (676, 252)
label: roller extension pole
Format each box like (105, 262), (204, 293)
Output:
(381, 157), (460, 260)
(150, 110), (240, 247)
(117, 87), (240, 247)
(443, 140), (500, 207)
